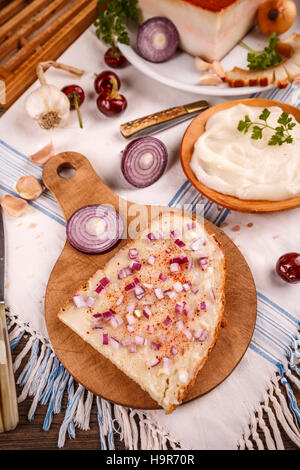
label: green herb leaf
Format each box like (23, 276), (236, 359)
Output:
(94, 0), (139, 49)
(240, 32), (282, 71)
(237, 108), (295, 146)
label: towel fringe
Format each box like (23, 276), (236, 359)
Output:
(6, 311), (299, 450)
(238, 339), (300, 450)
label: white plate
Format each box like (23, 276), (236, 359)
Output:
(118, 16), (300, 97)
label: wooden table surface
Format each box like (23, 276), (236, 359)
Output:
(0, 335), (299, 450)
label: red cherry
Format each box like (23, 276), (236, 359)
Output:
(276, 252), (300, 284)
(104, 48), (127, 68)
(97, 93), (127, 117)
(94, 71), (121, 94)
(61, 85), (85, 128)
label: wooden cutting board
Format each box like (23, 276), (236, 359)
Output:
(42, 151), (257, 410)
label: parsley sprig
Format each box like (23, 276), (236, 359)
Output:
(238, 109), (296, 146)
(239, 32), (282, 70)
(94, 0), (139, 55)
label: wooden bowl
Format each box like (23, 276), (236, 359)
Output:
(180, 98), (300, 213)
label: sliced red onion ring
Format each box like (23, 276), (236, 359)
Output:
(121, 137), (168, 188)
(137, 17), (179, 63)
(66, 205), (124, 254)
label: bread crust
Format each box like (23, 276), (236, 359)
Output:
(58, 214), (226, 413)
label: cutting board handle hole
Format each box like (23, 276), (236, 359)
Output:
(57, 163), (77, 180)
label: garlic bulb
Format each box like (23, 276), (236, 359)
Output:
(24, 61), (84, 130)
(25, 85), (70, 130)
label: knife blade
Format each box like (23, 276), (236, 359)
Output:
(0, 206), (19, 432)
(0, 207), (4, 304)
(120, 100), (209, 139)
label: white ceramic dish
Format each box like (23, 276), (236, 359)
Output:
(118, 14), (300, 97)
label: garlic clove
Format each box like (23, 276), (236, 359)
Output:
(195, 56), (211, 72)
(29, 140), (55, 165)
(0, 195), (29, 217)
(211, 60), (225, 79)
(16, 175), (43, 200)
(25, 84), (70, 130)
(199, 73), (223, 85)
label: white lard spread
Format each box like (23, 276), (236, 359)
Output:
(190, 104), (300, 201)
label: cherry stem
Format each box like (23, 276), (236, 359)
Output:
(69, 92), (83, 128)
(109, 76), (120, 99)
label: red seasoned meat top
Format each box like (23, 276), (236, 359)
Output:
(183, 0), (238, 12)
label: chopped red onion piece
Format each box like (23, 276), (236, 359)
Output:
(163, 315), (172, 326)
(154, 288), (164, 300)
(127, 324), (135, 333)
(102, 333), (109, 345)
(128, 248), (139, 259)
(183, 329), (193, 340)
(159, 335), (166, 344)
(183, 282), (191, 292)
(170, 262), (180, 273)
(165, 247), (171, 253)
(93, 312), (101, 318)
(197, 330), (208, 342)
(110, 317), (119, 329)
(191, 286), (199, 294)
(134, 285), (146, 300)
(103, 310), (114, 321)
(143, 306), (152, 319)
(72, 295), (86, 308)
(175, 303), (183, 314)
(187, 258), (193, 271)
(170, 256), (188, 265)
(198, 257), (209, 271)
(146, 325), (155, 333)
(173, 281), (183, 293)
(125, 282), (135, 292)
(170, 229), (180, 239)
(118, 267), (132, 279)
(116, 294), (124, 306)
(159, 273), (167, 281)
(134, 277), (140, 285)
(129, 260), (142, 271)
(86, 296), (95, 308)
(126, 313), (136, 325)
(143, 283), (153, 289)
(164, 290), (177, 300)
(146, 358), (160, 368)
(170, 345), (178, 356)
(109, 337), (120, 350)
(121, 338), (131, 347)
(174, 239), (185, 248)
(135, 335), (146, 345)
(95, 284), (103, 294)
(146, 232), (155, 242)
(150, 341), (160, 351)
(127, 302), (136, 314)
(142, 300), (154, 306)
(92, 318), (103, 329)
(147, 255), (156, 265)
(200, 301), (207, 311)
(153, 230), (164, 240)
(187, 222), (196, 230)
(190, 238), (206, 251)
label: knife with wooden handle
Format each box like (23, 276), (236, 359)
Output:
(0, 207), (18, 433)
(120, 100), (209, 139)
